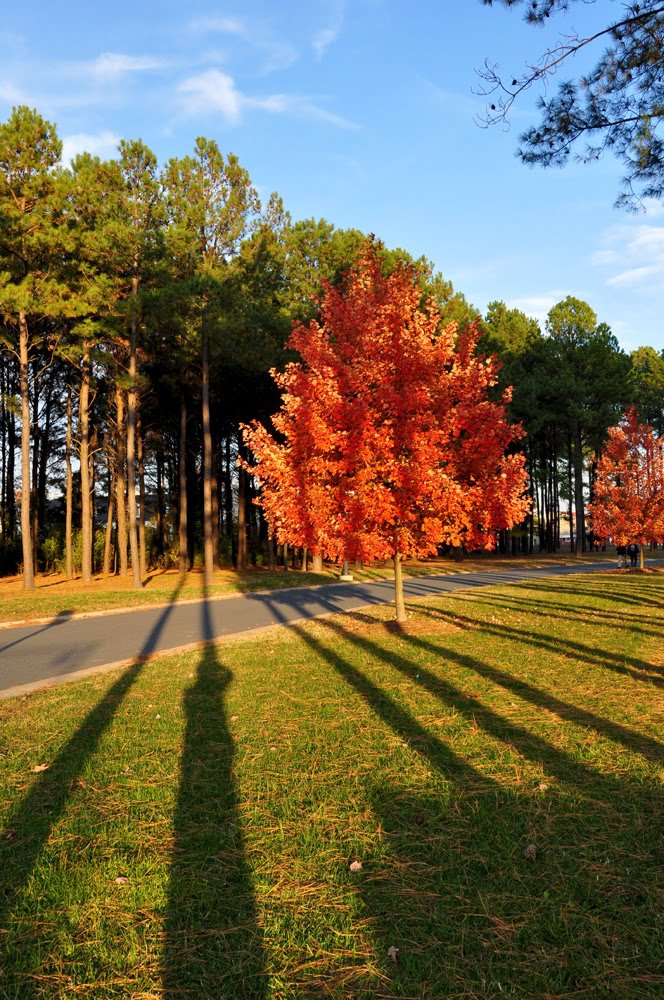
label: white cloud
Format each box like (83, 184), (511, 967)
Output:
(313, 1), (345, 59)
(91, 53), (167, 80)
(592, 222), (664, 294)
(507, 291), (569, 329)
(178, 68), (357, 128)
(178, 69), (243, 121)
(60, 130), (120, 165)
(188, 16), (297, 73)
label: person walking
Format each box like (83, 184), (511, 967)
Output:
(627, 542), (639, 568)
(616, 543), (627, 568)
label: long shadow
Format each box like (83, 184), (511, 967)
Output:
(409, 601), (664, 686)
(0, 610), (74, 654)
(454, 588), (664, 639)
(313, 616), (664, 798)
(162, 589), (266, 998)
(0, 579), (185, 998)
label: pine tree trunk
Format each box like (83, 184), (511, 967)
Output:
(19, 312), (34, 588)
(30, 378), (39, 575)
(179, 397), (189, 575)
(393, 552), (406, 623)
(126, 290), (142, 589)
(103, 466), (115, 577)
(65, 392), (73, 579)
(201, 315), (214, 586)
(573, 423), (585, 555)
(115, 385), (128, 576)
(137, 411), (146, 578)
(80, 345), (93, 582)
(237, 463), (247, 570)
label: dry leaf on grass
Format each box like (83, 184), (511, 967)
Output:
(387, 946), (399, 963)
(114, 876), (129, 885)
(524, 844), (537, 860)
(349, 860), (362, 872)
(32, 764), (49, 773)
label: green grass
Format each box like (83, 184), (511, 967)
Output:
(0, 572), (662, 998)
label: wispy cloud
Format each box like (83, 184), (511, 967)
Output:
(313, 1), (345, 59)
(188, 16), (297, 73)
(592, 222), (664, 294)
(91, 52), (168, 80)
(60, 130), (120, 165)
(178, 68), (357, 128)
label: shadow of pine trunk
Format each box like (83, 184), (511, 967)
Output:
(162, 633), (266, 998)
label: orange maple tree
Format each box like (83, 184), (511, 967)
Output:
(242, 242), (530, 620)
(589, 406), (664, 570)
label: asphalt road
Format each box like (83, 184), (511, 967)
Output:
(0, 559), (647, 699)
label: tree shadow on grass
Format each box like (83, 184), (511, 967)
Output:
(161, 592), (266, 999)
(408, 600), (664, 688)
(295, 617), (663, 998)
(0, 579), (185, 998)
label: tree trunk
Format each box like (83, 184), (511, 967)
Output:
(79, 345), (93, 581)
(237, 463), (247, 570)
(201, 315), (214, 586)
(30, 374), (39, 575)
(312, 552), (323, 573)
(573, 422), (585, 555)
(18, 312), (34, 589)
(126, 287), (142, 589)
(103, 466), (115, 576)
(137, 411), (146, 578)
(179, 397), (189, 575)
(65, 392), (73, 579)
(267, 534), (276, 571)
(393, 552), (406, 623)
(115, 385), (128, 576)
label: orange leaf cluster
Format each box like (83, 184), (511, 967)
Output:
(589, 406), (664, 546)
(242, 243), (530, 563)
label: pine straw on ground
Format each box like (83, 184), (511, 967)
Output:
(0, 571), (662, 999)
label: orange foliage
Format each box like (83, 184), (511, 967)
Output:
(242, 242), (530, 563)
(589, 406), (664, 546)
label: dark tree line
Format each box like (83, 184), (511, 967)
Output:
(1, 106), (663, 586)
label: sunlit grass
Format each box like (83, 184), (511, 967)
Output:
(0, 571), (661, 997)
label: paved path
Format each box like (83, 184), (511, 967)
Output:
(0, 560), (651, 699)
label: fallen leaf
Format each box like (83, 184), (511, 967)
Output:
(32, 764), (49, 773)
(349, 860), (362, 873)
(5, 830), (17, 842)
(114, 876), (129, 885)
(524, 843), (537, 860)
(230, 715), (239, 722)
(387, 946), (399, 963)
(539, 783), (549, 791)
(155, 714), (161, 719)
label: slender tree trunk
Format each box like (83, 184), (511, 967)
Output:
(115, 385), (128, 576)
(65, 392), (73, 579)
(302, 546), (308, 572)
(201, 314), (214, 586)
(126, 282), (142, 588)
(267, 534), (276, 571)
(156, 446), (165, 557)
(103, 466), (115, 576)
(79, 345), (93, 582)
(283, 541), (289, 571)
(237, 463), (247, 570)
(179, 397), (188, 575)
(137, 411), (146, 578)
(224, 435), (233, 537)
(18, 312), (34, 589)
(393, 552), (406, 623)
(573, 423), (585, 555)
(30, 378), (39, 575)
(312, 552), (323, 573)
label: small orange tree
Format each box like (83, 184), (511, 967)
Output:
(242, 243), (530, 620)
(589, 406), (664, 570)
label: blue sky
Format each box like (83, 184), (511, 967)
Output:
(2, 0), (662, 353)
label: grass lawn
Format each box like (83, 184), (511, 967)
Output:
(0, 571), (662, 998)
(0, 551), (615, 626)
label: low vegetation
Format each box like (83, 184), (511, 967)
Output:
(1, 571), (662, 997)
